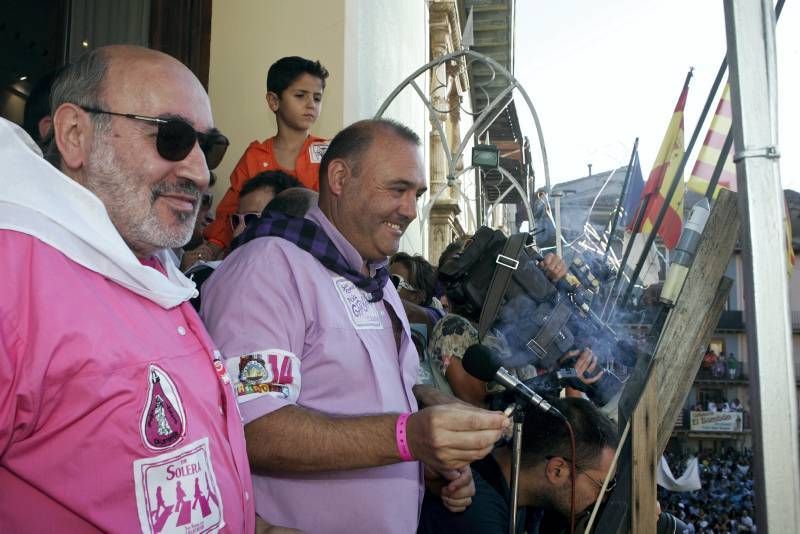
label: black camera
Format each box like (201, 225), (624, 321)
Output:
(439, 226), (647, 405)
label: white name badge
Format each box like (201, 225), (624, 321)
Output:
(308, 142), (329, 163)
(332, 276), (383, 330)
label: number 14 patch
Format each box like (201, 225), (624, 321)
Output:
(225, 348), (302, 404)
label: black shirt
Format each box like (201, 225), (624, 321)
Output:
(417, 455), (542, 534)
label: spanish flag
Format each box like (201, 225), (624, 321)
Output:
(629, 75), (690, 249)
(687, 83), (737, 196)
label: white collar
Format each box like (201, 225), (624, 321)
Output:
(0, 118), (197, 309)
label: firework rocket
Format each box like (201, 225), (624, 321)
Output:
(660, 198), (711, 306)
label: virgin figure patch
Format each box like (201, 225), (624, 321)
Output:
(141, 365), (187, 451)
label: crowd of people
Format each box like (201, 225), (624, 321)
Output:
(690, 399), (744, 413)
(0, 43), (732, 533)
(700, 349), (741, 380)
(660, 449), (757, 533)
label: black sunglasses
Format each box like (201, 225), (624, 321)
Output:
(201, 193), (213, 209)
(81, 107), (229, 169)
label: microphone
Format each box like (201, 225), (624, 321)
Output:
(462, 344), (565, 420)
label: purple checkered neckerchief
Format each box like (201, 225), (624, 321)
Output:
(233, 211), (390, 302)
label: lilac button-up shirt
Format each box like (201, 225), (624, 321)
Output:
(202, 207), (422, 533)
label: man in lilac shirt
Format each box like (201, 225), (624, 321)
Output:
(202, 119), (509, 532)
(0, 46), (254, 532)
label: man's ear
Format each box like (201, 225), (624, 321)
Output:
(325, 158), (352, 197)
(266, 91), (280, 113)
(51, 103), (94, 171)
(545, 457), (571, 485)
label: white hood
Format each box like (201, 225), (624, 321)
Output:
(0, 117), (196, 309)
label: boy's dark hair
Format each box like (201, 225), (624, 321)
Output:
(240, 170), (303, 199)
(267, 56), (329, 96)
(520, 397), (618, 471)
(390, 252), (437, 306)
(263, 188), (318, 218)
(320, 119), (420, 182)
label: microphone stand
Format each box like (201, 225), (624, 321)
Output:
(509, 404), (526, 534)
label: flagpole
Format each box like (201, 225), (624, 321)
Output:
(603, 138), (640, 263)
(608, 68), (698, 317)
(602, 191), (649, 320)
(618, 67), (707, 308)
(704, 131), (735, 201)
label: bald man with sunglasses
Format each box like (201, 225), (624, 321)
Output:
(0, 46), (258, 532)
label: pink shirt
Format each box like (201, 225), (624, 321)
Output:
(0, 231), (254, 534)
(201, 207), (423, 533)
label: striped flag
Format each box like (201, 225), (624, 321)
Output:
(687, 83), (737, 196)
(687, 81), (794, 273)
(629, 77), (689, 249)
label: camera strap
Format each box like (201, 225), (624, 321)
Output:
(478, 233), (526, 340)
(526, 298), (573, 364)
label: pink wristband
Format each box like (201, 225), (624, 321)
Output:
(395, 413), (414, 462)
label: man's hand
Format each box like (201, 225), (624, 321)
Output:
(425, 465), (475, 513)
(539, 253), (568, 281)
(407, 403), (508, 472)
(180, 241), (222, 271)
(412, 384), (470, 409)
(560, 348), (604, 385)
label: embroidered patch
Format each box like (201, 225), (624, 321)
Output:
(332, 276), (383, 330)
(134, 437), (224, 534)
(308, 141), (329, 163)
(225, 349), (301, 403)
(141, 365), (187, 451)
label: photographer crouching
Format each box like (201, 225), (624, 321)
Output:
(419, 397), (618, 534)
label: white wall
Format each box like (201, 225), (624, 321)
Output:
(343, 0), (429, 255)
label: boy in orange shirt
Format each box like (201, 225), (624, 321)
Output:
(191, 56), (329, 264)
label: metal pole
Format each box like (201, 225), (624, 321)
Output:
(603, 138), (640, 262)
(553, 191), (564, 257)
(602, 194), (650, 320)
(723, 1), (800, 532)
(508, 410), (524, 534)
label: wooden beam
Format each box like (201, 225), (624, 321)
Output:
(654, 189), (741, 454)
(627, 189), (739, 532)
(631, 379), (658, 534)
